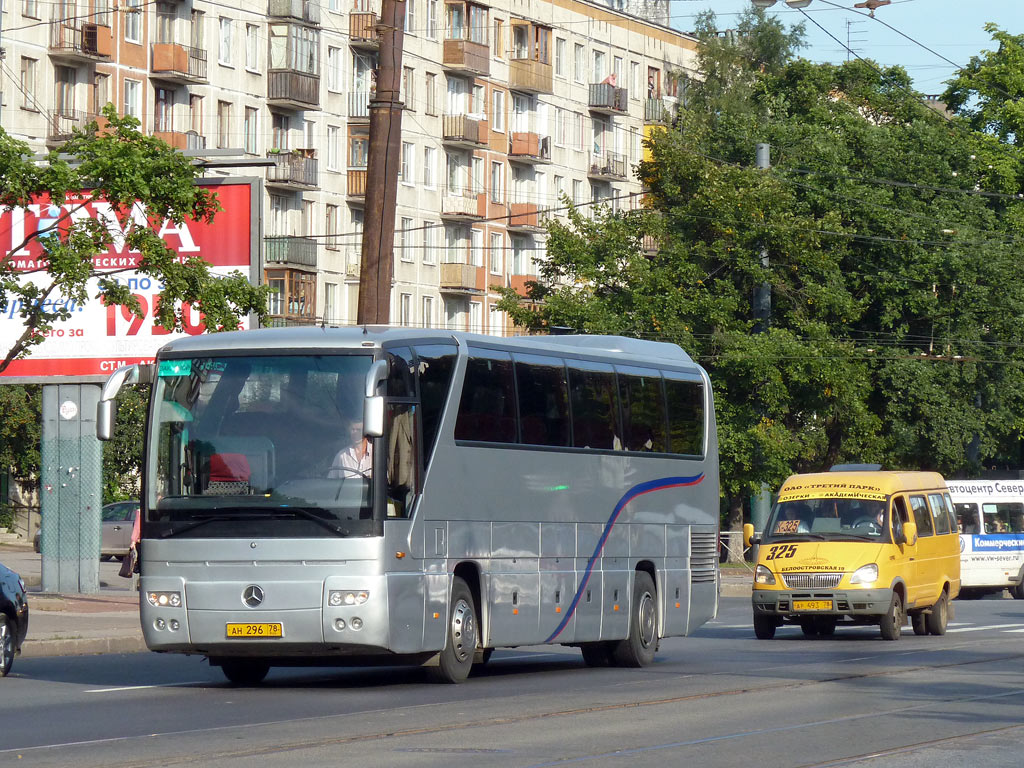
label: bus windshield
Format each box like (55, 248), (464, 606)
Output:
(763, 497), (890, 543)
(147, 354), (376, 539)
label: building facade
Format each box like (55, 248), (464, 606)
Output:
(2, 0), (697, 334)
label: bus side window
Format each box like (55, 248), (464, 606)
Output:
(414, 344), (457, 464)
(386, 402), (418, 518)
(664, 374), (704, 456)
(954, 503), (979, 534)
(910, 496), (934, 537)
(892, 496), (910, 540)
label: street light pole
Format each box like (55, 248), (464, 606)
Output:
(750, 142), (772, 556)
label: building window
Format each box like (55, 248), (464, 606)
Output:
(492, 90), (504, 132)
(95, 72), (111, 114)
(555, 38), (566, 77)
(573, 43), (584, 83)
(592, 50), (605, 83)
(156, 3), (175, 43)
(493, 19), (503, 58)
(272, 113), (289, 150)
(422, 295), (434, 328)
(631, 60), (640, 99)
(326, 125), (340, 170)
(423, 146), (436, 187)
(471, 156), (483, 194)
(471, 83), (485, 117)
(405, 0), (416, 33)
(324, 282), (338, 324)
(400, 217), (414, 262)
(400, 293), (412, 326)
(425, 72), (437, 115)
(350, 133), (368, 167)
(470, 228), (483, 267)
(469, 301), (482, 334)
(246, 24), (260, 71)
(125, 0), (142, 43)
(155, 88), (174, 132)
(489, 232), (502, 274)
(268, 277), (285, 315)
(572, 179), (582, 206)
(124, 78), (141, 119)
(217, 101), (231, 148)
(244, 107), (258, 154)
(512, 237), (526, 274)
(191, 9), (205, 49)
(326, 205), (340, 250)
(401, 142), (414, 183)
(427, 0), (438, 39)
(219, 17), (233, 65)
(423, 223), (437, 265)
(22, 0), (40, 18)
(490, 161), (503, 203)
(19, 58), (37, 111)
(328, 47), (343, 92)
(402, 66), (415, 109)
(268, 24), (321, 76)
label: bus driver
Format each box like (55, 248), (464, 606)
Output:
(328, 418), (373, 477)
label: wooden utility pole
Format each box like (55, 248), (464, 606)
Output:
(356, 0), (406, 325)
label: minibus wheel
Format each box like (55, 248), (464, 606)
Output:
(911, 611), (927, 635)
(799, 618), (818, 637)
(879, 592), (903, 641)
(926, 591), (948, 635)
(753, 613), (777, 640)
(814, 616), (837, 636)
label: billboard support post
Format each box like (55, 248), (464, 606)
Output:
(40, 384), (103, 594)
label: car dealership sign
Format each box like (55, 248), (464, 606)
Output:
(0, 179), (257, 381)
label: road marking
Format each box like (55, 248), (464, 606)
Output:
(85, 681), (208, 693)
(947, 623), (1024, 634)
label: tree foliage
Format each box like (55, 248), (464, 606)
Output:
(0, 106), (268, 372)
(497, 10), (1024, 515)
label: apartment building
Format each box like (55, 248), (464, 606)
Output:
(1, 0), (697, 334)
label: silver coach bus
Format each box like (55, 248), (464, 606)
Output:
(98, 328), (720, 684)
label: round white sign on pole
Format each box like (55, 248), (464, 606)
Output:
(59, 400), (79, 421)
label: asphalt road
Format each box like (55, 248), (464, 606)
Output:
(3, 595), (1024, 768)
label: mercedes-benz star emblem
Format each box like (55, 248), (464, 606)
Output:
(242, 585), (264, 608)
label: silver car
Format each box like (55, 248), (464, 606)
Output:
(101, 501), (139, 561)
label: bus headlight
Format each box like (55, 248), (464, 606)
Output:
(849, 564), (878, 585)
(754, 565), (776, 585)
(328, 590), (369, 607)
(147, 591), (182, 608)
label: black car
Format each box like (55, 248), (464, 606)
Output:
(0, 561), (28, 676)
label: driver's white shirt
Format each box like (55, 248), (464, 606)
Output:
(328, 441), (372, 477)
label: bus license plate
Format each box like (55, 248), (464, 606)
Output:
(793, 600), (833, 611)
(226, 623), (283, 638)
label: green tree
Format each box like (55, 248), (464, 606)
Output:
(942, 24), (1024, 147)
(0, 106), (268, 372)
(0, 385), (41, 487)
(497, 12), (1024, 539)
(102, 385), (147, 501)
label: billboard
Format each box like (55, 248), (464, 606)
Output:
(0, 178), (259, 382)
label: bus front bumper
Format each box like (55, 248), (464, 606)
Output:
(752, 587), (894, 618)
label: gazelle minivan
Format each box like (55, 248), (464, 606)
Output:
(744, 469), (961, 640)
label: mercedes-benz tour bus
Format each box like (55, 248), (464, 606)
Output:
(98, 328), (720, 684)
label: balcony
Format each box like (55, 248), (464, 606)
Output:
(440, 188), (484, 220)
(268, 0), (320, 25)
(153, 130), (192, 150)
(442, 39), (489, 77)
(645, 98), (667, 124)
(151, 43), (208, 84)
(507, 202), (543, 232)
(265, 236), (319, 269)
(347, 169), (367, 202)
(508, 132), (551, 164)
(348, 91), (370, 120)
(266, 151), (319, 190)
(509, 58), (553, 95)
(350, 12), (379, 48)
(344, 251), (361, 278)
(442, 114), (487, 148)
(439, 262), (483, 294)
(268, 70), (320, 110)
(589, 83), (628, 115)
(45, 109), (94, 145)
(588, 151), (628, 180)
(49, 21), (112, 62)
(186, 131), (207, 151)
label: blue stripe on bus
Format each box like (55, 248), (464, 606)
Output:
(544, 473), (706, 643)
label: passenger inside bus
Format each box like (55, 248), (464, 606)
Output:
(774, 502), (811, 534)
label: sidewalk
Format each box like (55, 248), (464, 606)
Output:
(1, 542), (752, 660)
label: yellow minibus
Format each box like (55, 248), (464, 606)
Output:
(744, 469), (960, 640)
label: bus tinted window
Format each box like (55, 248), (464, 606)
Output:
(415, 345), (457, 461)
(515, 355), (571, 447)
(927, 493), (951, 535)
(455, 349), (517, 443)
(568, 362), (619, 450)
(981, 503), (1024, 533)
(618, 369), (666, 452)
(955, 502), (981, 534)
(910, 495), (934, 537)
(664, 375), (704, 456)
(386, 347), (416, 398)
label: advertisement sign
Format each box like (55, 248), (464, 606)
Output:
(0, 179), (257, 381)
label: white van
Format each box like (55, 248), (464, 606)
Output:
(947, 480), (1024, 599)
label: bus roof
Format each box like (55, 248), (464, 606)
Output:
(778, 470), (948, 498)
(157, 327), (698, 367)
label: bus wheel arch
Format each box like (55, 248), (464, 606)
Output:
(880, 584), (905, 641)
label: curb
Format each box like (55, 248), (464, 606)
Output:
(21, 635), (148, 658)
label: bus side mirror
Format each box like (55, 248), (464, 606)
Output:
(743, 523), (759, 547)
(898, 520), (918, 546)
(363, 359), (388, 438)
(97, 363), (153, 441)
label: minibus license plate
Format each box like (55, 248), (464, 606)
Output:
(226, 623), (283, 638)
(793, 600), (833, 611)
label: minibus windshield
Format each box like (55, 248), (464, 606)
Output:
(764, 497), (891, 543)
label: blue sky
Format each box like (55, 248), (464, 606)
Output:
(667, 0), (1020, 94)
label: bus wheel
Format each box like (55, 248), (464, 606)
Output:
(799, 618), (819, 637)
(879, 592), (903, 641)
(217, 658), (270, 685)
(580, 642), (614, 667)
(612, 571), (658, 667)
(1011, 584), (1024, 600)
(429, 576), (477, 683)
(753, 614), (777, 640)
(926, 591), (948, 635)
(814, 616), (837, 636)
(911, 611), (927, 635)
